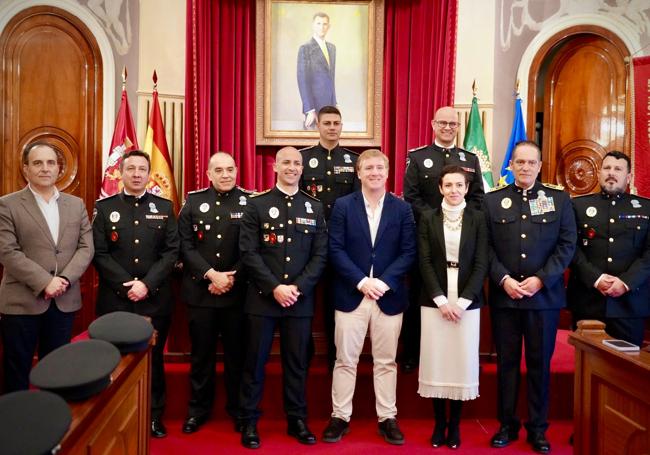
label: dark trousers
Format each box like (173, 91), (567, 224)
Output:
(187, 304), (245, 419)
(400, 266), (421, 363)
(239, 314), (311, 423)
(1, 302), (75, 392)
(151, 316), (171, 421)
(491, 307), (559, 433)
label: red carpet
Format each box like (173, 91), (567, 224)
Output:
(151, 418), (574, 454)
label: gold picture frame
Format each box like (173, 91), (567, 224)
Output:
(256, 0), (384, 146)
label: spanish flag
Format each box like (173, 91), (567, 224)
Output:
(143, 71), (180, 213)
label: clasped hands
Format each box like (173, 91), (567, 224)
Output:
(503, 276), (543, 299)
(596, 274), (627, 297)
(273, 284), (301, 307)
(205, 269), (236, 295)
(359, 278), (389, 300)
(44, 277), (69, 300)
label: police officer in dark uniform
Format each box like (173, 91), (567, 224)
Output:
(299, 105), (359, 367)
(238, 147), (328, 449)
(178, 152), (252, 434)
(92, 150), (179, 438)
(569, 151), (650, 346)
(401, 106), (486, 372)
(484, 141), (576, 454)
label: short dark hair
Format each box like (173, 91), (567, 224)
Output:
(22, 141), (63, 166)
(603, 150), (630, 172)
(317, 105), (341, 121)
(512, 140), (542, 161)
(313, 12), (330, 21)
(438, 165), (469, 186)
(120, 150), (151, 172)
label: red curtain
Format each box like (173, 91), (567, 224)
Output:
(185, 0), (458, 195)
(382, 0), (457, 194)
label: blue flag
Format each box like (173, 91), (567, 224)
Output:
(499, 96), (527, 186)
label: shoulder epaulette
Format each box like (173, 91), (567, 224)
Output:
(488, 184), (509, 193)
(458, 146), (475, 155)
(298, 145), (316, 152)
(340, 147), (359, 155)
(408, 144), (428, 153)
(237, 186), (254, 194)
(542, 182), (565, 191)
(571, 193), (593, 199)
(95, 194), (118, 203)
(300, 189), (321, 201)
(250, 188), (272, 198)
(188, 187), (210, 195)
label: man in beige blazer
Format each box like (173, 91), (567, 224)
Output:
(0, 142), (94, 392)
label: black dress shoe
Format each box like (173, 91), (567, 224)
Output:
(490, 424), (519, 448)
(151, 419), (167, 438)
(378, 418), (405, 445)
(234, 418), (246, 433)
(400, 358), (418, 374)
(322, 417), (349, 443)
(430, 422), (446, 447)
(182, 416), (206, 434)
(446, 424), (460, 449)
(287, 419), (317, 445)
(527, 432), (551, 453)
(241, 423), (260, 449)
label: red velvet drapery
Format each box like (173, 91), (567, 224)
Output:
(184, 0), (457, 195)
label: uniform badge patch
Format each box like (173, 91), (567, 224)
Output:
(632, 199), (642, 208)
(149, 202), (158, 213)
(199, 203), (210, 213)
(239, 196), (247, 206)
(459, 152), (466, 162)
(109, 211), (120, 223)
(423, 158), (433, 169)
(344, 154), (352, 163)
(305, 201), (313, 214)
(501, 197), (512, 209)
(586, 206), (597, 217)
(269, 207), (279, 219)
(309, 158), (319, 168)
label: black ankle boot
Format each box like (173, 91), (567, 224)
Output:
(446, 400), (462, 449)
(431, 398), (447, 447)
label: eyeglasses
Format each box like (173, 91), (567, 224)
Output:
(435, 121), (460, 129)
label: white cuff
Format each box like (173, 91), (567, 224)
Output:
(357, 277), (369, 291)
(433, 295), (448, 307)
(457, 298), (472, 310)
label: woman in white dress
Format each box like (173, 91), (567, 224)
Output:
(417, 165), (488, 449)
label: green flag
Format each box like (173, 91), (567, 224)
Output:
(463, 96), (494, 188)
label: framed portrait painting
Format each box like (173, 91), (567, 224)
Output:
(256, 0), (384, 146)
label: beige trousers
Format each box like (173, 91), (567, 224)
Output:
(331, 297), (403, 422)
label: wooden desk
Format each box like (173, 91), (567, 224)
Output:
(569, 320), (650, 455)
(58, 341), (152, 455)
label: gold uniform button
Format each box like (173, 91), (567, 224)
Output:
(607, 257), (613, 262)
(284, 273), (289, 279)
(609, 238), (614, 243)
(216, 253), (220, 257)
(286, 257), (291, 262)
(522, 214), (527, 220)
(135, 239), (140, 244)
(134, 258), (139, 263)
(304, 229), (309, 233)
(612, 201), (616, 206)
(287, 202), (292, 207)
(521, 234), (526, 239)
(637, 226), (641, 230)
(134, 220), (139, 225)
(216, 216), (220, 220)
(523, 197), (528, 202)
(542, 219), (547, 223)
(288, 220), (293, 225)
(217, 234), (222, 239)
(287, 237), (292, 242)
(327, 156), (332, 160)
(135, 202), (139, 207)
(583, 224), (588, 228)
(521, 253), (526, 259)
(327, 187), (331, 192)
(327, 171), (332, 175)
(610, 218), (615, 223)
(216, 201), (221, 205)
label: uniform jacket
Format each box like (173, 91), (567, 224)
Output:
(484, 182), (576, 310)
(328, 191), (416, 315)
(297, 38), (336, 114)
(299, 143), (359, 219)
(418, 207), (488, 310)
(0, 187), (93, 315)
(178, 186), (251, 308)
(568, 192), (650, 318)
(239, 187), (328, 317)
(92, 191), (180, 317)
(404, 144), (484, 217)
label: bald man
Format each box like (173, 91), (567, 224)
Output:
(238, 147), (328, 448)
(400, 106), (485, 373)
(178, 152), (252, 434)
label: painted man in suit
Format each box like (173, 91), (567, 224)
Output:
(484, 141), (576, 454)
(322, 149), (416, 445)
(238, 146), (328, 449)
(92, 150), (179, 438)
(0, 142), (94, 392)
(297, 12), (336, 129)
(568, 151), (650, 346)
(178, 152), (251, 434)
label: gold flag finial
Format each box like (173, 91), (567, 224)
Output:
(472, 79), (477, 97)
(121, 66), (127, 89)
(152, 70), (158, 91)
(515, 78), (520, 95)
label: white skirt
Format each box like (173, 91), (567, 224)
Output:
(418, 268), (480, 401)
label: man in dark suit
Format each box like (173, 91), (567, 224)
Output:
(484, 141), (576, 453)
(569, 151), (650, 346)
(178, 152), (251, 434)
(401, 106), (485, 372)
(297, 12), (336, 129)
(322, 149), (416, 445)
(299, 105), (359, 367)
(92, 150), (179, 438)
(0, 142), (94, 392)
(238, 146), (328, 449)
